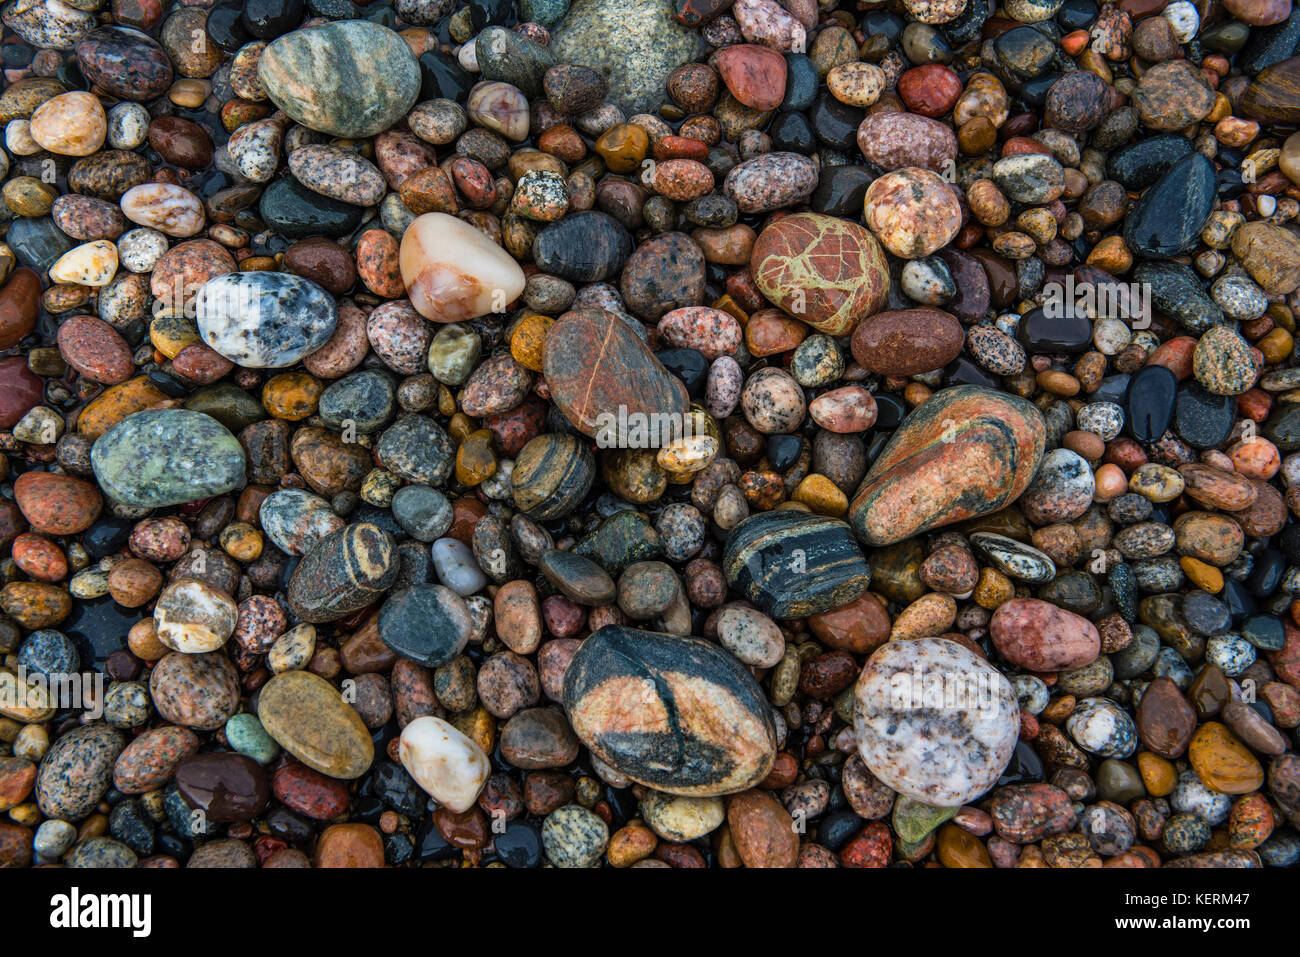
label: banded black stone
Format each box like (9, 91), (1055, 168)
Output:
(562, 625), (777, 797)
(723, 510), (870, 619)
(286, 522), (398, 623)
(511, 433), (595, 521)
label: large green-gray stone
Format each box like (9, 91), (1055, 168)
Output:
(91, 409), (246, 507)
(258, 20), (420, 138)
(551, 0), (703, 115)
(475, 25), (555, 98)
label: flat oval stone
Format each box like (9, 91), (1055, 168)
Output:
(1122, 152), (1216, 259)
(722, 151), (818, 213)
(35, 723), (124, 821)
(257, 670), (375, 779)
(288, 145), (387, 207)
(990, 596), (1100, 670)
(91, 409), (246, 507)
(853, 637), (1018, 805)
(379, 584), (471, 667)
(286, 522), (399, 623)
(174, 752), (269, 822)
(75, 26), (173, 101)
(855, 110), (957, 174)
(258, 20), (420, 137)
(1107, 134), (1193, 191)
(149, 652), (240, 731)
(258, 177), (364, 239)
(851, 308), (963, 376)
(543, 310), (689, 441)
(563, 625), (776, 797)
(620, 231), (705, 321)
(531, 211), (633, 283)
(511, 433), (595, 520)
(1126, 363), (1177, 442)
(723, 509), (871, 618)
(849, 386), (1046, 546)
(196, 271), (336, 370)
(750, 212), (890, 336)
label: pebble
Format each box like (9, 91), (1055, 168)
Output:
(398, 715), (490, 812)
(257, 671), (374, 779)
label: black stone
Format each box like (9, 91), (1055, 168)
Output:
(1015, 304), (1092, 353)
(206, 4), (251, 53)
(1091, 374), (1131, 406)
(944, 355), (1001, 389)
(1125, 364), (1177, 443)
(779, 53), (819, 112)
(1219, 579), (1257, 624)
(945, 0), (990, 43)
(532, 211), (633, 283)
(1134, 261), (1225, 334)
(769, 111), (816, 154)
(1246, 549), (1286, 599)
(1239, 6), (1300, 74)
(1241, 612), (1285, 651)
(1107, 134), (1194, 191)
(1056, 0), (1098, 31)
(259, 177), (363, 239)
(1174, 383), (1235, 449)
(656, 348), (708, 397)
(493, 821), (542, 868)
(378, 584), (469, 668)
(1123, 153), (1216, 259)
(994, 26), (1057, 78)
(82, 516), (132, 558)
(809, 90), (864, 151)
(1181, 591), (1231, 637)
(419, 49), (472, 103)
(873, 393), (907, 430)
(811, 165), (874, 218)
(240, 0), (304, 39)
(767, 434), (804, 472)
(997, 740), (1045, 786)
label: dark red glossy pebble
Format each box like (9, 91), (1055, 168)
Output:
(174, 752), (270, 822)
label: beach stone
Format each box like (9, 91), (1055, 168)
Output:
(153, 579), (238, 654)
(400, 212), (526, 323)
(379, 584), (472, 667)
(1133, 59), (1217, 131)
(863, 167), (963, 259)
(620, 232), (705, 322)
(542, 803), (608, 867)
(532, 211), (633, 283)
(13, 471), (101, 536)
(197, 271), (337, 369)
(149, 652), (240, 731)
(377, 414), (454, 484)
(723, 509), (871, 618)
(1231, 222), (1300, 296)
(750, 212), (890, 336)
(257, 671), (373, 780)
(723, 152), (818, 214)
(856, 111), (957, 174)
(258, 20), (420, 137)
(991, 597), (1101, 670)
(552, 0), (704, 116)
(849, 386), (1046, 546)
(112, 726), (199, 794)
(511, 434), (595, 520)
(287, 523), (399, 623)
(712, 43), (786, 111)
(35, 723), (123, 821)
(288, 146), (387, 207)
(544, 310), (689, 441)
(850, 308), (963, 377)
(398, 715), (490, 812)
(853, 637), (1018, 805)
(1123, 153), (1217, 259)
(91, 409), (245, 507)
(563, 625), (776, 796)
(1019, 448), (1096, 524)
(1067, 697), (1138, 757)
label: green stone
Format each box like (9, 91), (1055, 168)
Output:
(574, 510), (664, 575)
(91, 409), (246, 508)
(476, 25), (555, 97)
(891, 797), (959, 844)
(184, 383), (264, 433)
(258, 20), (420, 138)
(225, 713), (280, 764)
(520, 0), (570, 27)
(552, 0), (703, 115)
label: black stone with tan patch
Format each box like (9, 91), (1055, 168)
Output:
(562, 625), (776, 797)
(723, 509), (871, 619)
(286, 522), (398, 623)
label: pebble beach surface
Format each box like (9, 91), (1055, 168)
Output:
(0, 0), (1297, 871)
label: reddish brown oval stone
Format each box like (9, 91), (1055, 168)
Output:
(13, 471), (103, 536)
(57, 313), (134, 384)
(543, 310), (689, 439)
(711, 44), (787, 112)
(0, 268), (41, 350)
(0, 356), (43, 429)
(990, 597), (1100, 671)
(850, 308), (964, 376)
(1135, 675), (1197, 759)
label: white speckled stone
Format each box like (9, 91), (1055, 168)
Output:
(197, 271), (337, 368)
(853, 637), (1019, 806)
